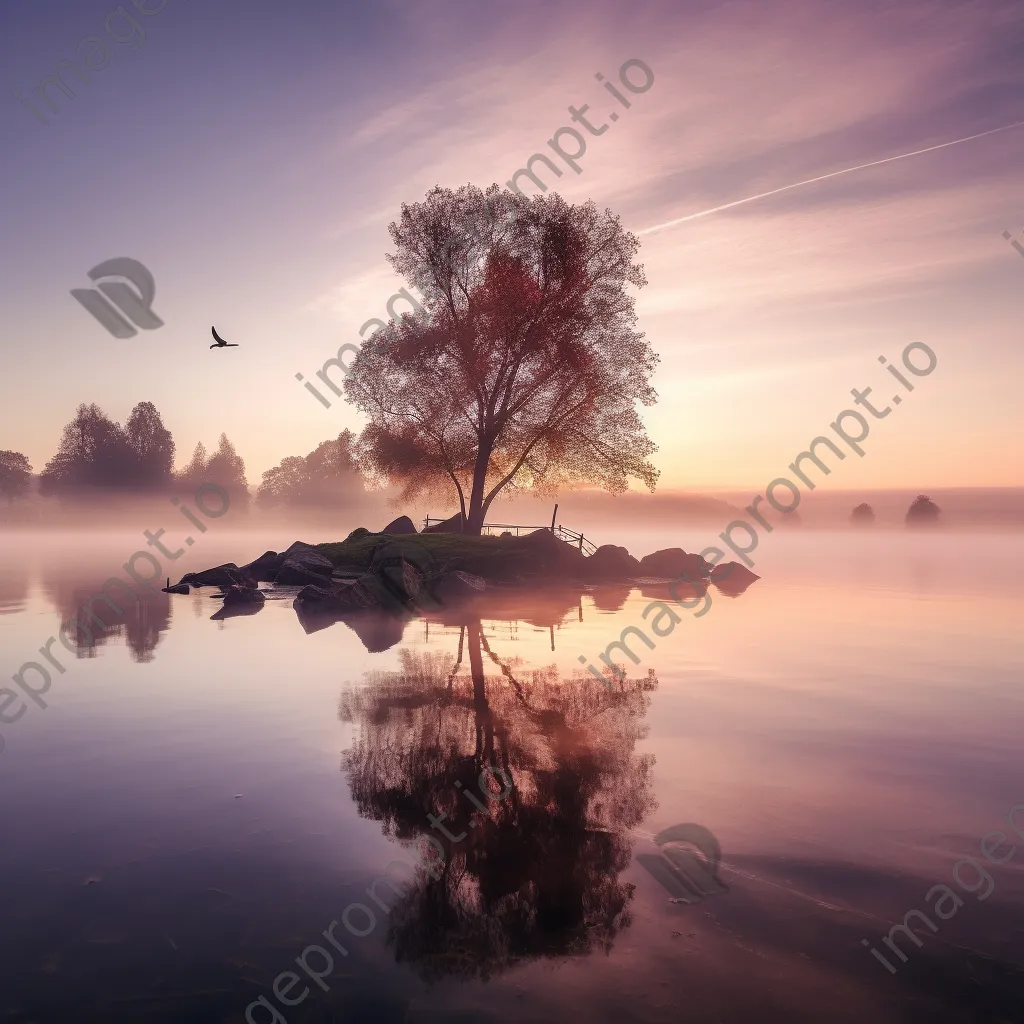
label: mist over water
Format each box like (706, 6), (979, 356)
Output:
(0, 525), (1021, 1022)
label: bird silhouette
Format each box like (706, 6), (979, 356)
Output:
(210, 326), (239, 349)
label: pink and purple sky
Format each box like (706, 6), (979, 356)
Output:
(2, 0), (1023, 492)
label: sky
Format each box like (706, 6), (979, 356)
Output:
(2, 0), (1023, 493)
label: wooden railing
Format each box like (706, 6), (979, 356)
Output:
(423, 517), (597, 556)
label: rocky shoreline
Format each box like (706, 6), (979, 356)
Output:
(165, 516), (760, 626)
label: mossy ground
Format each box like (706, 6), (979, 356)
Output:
(315, 532), (569, 582)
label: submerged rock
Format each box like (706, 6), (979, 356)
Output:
(211, 584), (266, 619)
(637, 548), (710, 580)
(583, 544), (641, 580)
(709, 562), (760, 596)
(178, 563), (254, 589)
(293, 578), (378, 614)
(222, 585), (266, 607)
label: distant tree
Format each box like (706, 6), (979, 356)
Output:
(125, 402), (175, 488)
(0, 451), (32, 502)
(176, 442), (208, 489)
(256, 430), (364, 507)
(39, 403), (135, 494)
(906, 494), (941, 525)
(205, 433), (249, 502)
(344, 184), (659, 535)
(851, 502), (875, 524)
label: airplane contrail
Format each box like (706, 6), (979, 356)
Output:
(638, 120), (1024, 237)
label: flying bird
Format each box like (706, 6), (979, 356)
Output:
(210, 326), (238, 349)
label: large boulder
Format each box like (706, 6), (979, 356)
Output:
(423, 512), (465, 534)
(381, 515), (418, 535)
(239, 550), (282, 582)
(638, 548), (710, 581)
(582, 544), (641, 580)
(365, 544), (429, 612)
(516, 529), (588, 577)
(709, 562), (760, 596)
(274, 546), (335, 586)
(178, 563), (254, 588)
(369, 540), (437, 578)
(434, 570), (486, 605)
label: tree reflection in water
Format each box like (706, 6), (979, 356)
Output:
(338, 619), (658, 981)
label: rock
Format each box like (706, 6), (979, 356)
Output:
(279, 541), (321, 560)
(434, 570), (486, 604)
(500, 531), (513, 538)
(293, 578), (378, 614)
(709, 562), (760, 596)
(239, 550), (282, 582)
(274, 547), (335, 586)
(369, 540), (437, 577)
(364, 560), (426, 613)
(516, 529), (588, 577)
(345, 527), (372, 542)
(178, 563), (254, 588)
(381, 515), (418, 535)
(222, 585), (266, 607)
(582, 544), (641, 580)
(423, 512), (466, 534)
(162, 582), (189, 595)
(637, 548), (710, 581)
(211, 584), (266, 619)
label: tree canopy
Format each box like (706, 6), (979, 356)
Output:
(256, 430), (365, 508)
(0, 451), (32, 501)
(344, 184), (660, 534)
(39, 402), (178, 494)
(175, 433), (249, 502)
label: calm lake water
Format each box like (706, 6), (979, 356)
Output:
(0, 527), (1021, 1023)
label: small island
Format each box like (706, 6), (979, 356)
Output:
(166, 514), (760, 627)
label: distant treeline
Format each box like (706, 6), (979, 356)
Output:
(0, 402), (366, 509)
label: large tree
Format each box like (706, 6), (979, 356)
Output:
(0, 451), (32, 502)
(344, 185), (660, 534)
(125, 401), (175, 488)
(39, 403), (135, 493)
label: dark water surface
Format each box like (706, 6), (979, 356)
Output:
(0, 529), (1021, 1023)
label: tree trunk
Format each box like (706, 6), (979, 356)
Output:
(465, 443), (492, 535)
